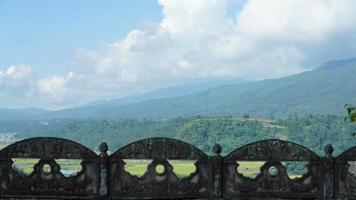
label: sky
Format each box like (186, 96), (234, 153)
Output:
(1, 0), (356, 109)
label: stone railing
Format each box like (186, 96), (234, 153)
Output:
(0, 137), (355, 199)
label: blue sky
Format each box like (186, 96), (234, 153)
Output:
(0, 0), (246, 78)
(1, 0), (356, 109)
(0, 0), (162, 77)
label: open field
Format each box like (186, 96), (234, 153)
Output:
(123, 160), (306, 178)
(123, 160), (198, 177)
(0, 143), (9, 150)
(1, 143), (307, 178)
(12, 159), (83, 175)
(10, 159), (306, 178)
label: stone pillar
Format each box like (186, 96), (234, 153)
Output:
(323, 144), (335, 199)
(99, 142), (109, 197)
(211, 144), (223, 200)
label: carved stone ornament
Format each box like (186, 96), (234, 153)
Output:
(224, 139), (321, 199)
(0, 137), (100, 198)
(109, 138), (210, 199)
(336, 146), (356, 198)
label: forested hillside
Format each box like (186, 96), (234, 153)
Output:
(1, 58), (355, 120)
(7, 115), (355, 155)
(37, 58), (356, 119)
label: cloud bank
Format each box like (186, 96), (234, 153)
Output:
(2, 0), (356, 109)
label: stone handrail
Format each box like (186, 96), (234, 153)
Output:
(0, 137), (355, 199)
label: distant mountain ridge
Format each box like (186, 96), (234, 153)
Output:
(0, 79), (246, 120)
(1, 58), (356, 120)
(83, 79), (247, 106)
(0, 108), (49, 120)
(317, 58), (356, 71)
(58, 57), (354, 119)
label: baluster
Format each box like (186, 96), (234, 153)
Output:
(211, 144), (223, 200)
(323, 144), (335, 199)
(99, 142), (109, 197)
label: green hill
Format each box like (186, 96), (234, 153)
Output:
(12, 115), (356, 155)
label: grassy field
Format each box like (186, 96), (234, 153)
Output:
(123, 160), (197, 177)
(122, 160), (265, 178)
(124, 160), (305, 178)
(1, 143), (306, 178)
(12, 158), (83, 175)
(10, 159), (306, 178)
(0, 142), (83, 175)
(0, 143), (9, 150)
(11, 159), (200, 177)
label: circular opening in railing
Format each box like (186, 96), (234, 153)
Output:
(268, 166), (279, 177)
(42, 164), (52, 175)
(155, 164), (165, 175)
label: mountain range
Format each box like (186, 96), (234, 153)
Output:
(1, 58), (356, 120)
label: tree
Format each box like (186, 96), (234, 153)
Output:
(345, 104), (356, 122)
(345, 104), (356, 136)
(243, 114), (250, 119)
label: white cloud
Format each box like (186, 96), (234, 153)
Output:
(0, 64), (36, 108)
(0, 64), (34, 87)
(0, 64), (34, 92)
(237, 0), (356, 42)
(3, 0), (356, 108)
(69, 0), (356, 83)
(37, 74), (70, 101)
